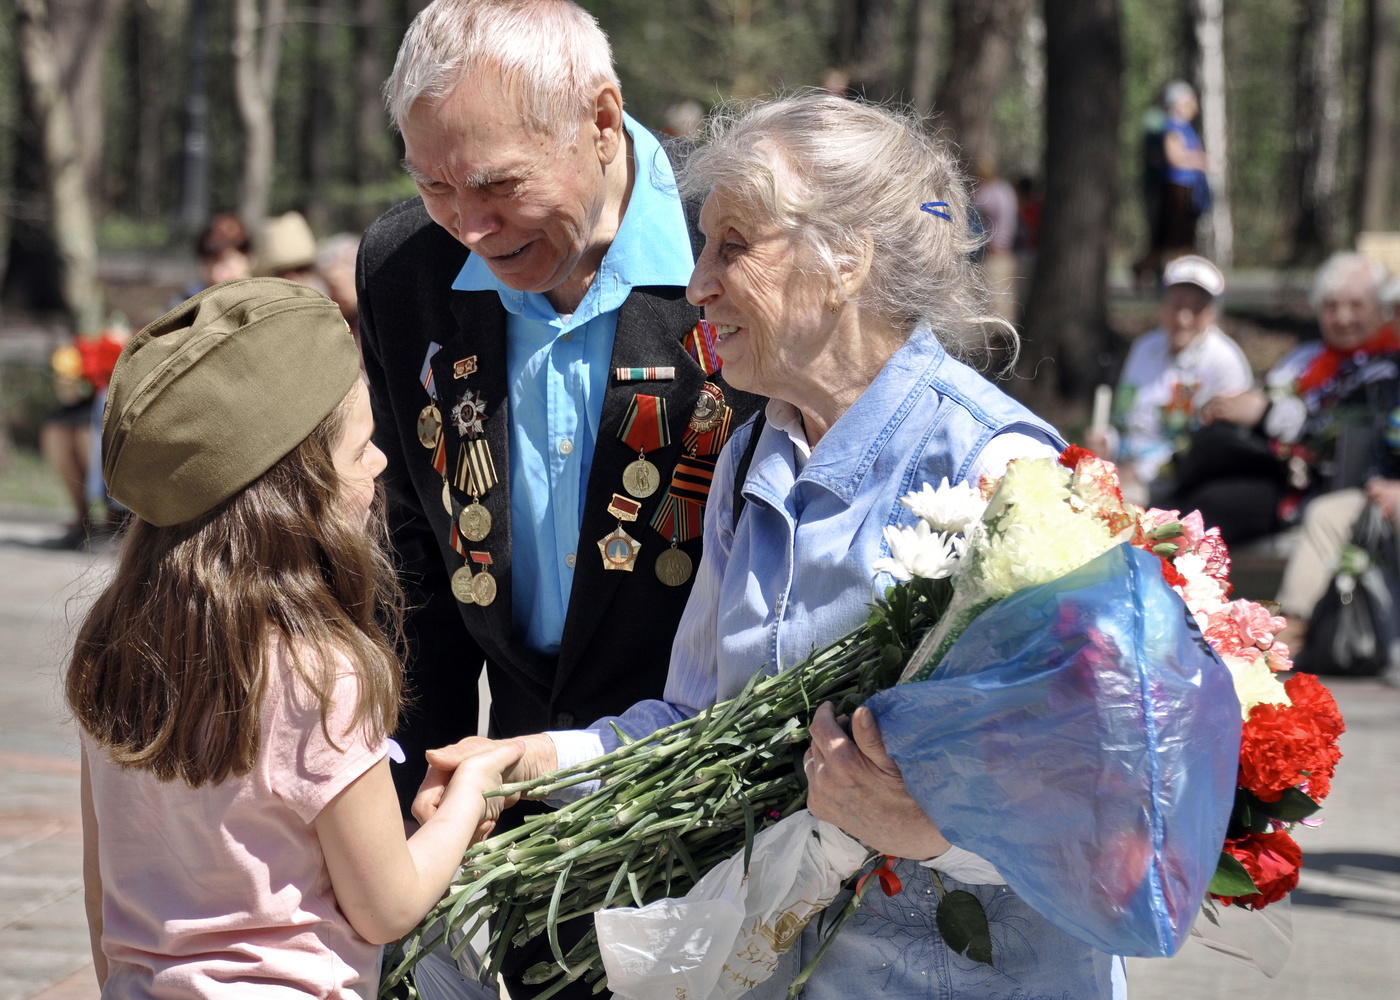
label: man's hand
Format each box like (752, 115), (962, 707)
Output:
(1199, 389), (1268, 428)
(412, 733), (558, 824)
(1366, 477), (1400, 520)
(804, 702), (950, 861)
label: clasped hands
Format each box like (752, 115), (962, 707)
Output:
(413, 701), (949, 862)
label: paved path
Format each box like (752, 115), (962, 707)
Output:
(0, 509), (1396, 998)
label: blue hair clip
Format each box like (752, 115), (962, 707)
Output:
(920, 201), (952, 220)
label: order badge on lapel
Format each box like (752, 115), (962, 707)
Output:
(598, 525), (641, 572)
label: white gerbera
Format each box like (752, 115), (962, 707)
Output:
(899, 478), (988, 536)
(874, 521), (965, 582)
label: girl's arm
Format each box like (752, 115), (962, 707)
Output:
(79, 748), (109, 986)
(315, 742), (521, 945)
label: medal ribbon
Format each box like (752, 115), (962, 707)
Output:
(615, 366), (676, 382)
(649, 456), (714, 544)
(446, 493), (469, 557)
(618, 394), (671, 453)
(454, 438), (498, 497)
(470, 551), (493, 567)
(685, 320), (722, 375)
(419, 341), (442, 399)
(431, 435), (448, 476)
(683, 404), (734, 456)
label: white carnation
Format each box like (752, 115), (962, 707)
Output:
(873, 521), (965, 582)
(900, 478), (988, 536)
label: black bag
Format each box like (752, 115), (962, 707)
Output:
(1172, 420), (1286, 496)
(1296, 503), (1400, 677)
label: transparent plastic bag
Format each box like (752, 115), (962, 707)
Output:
(867, 543), (1242, 957)
(595, 810), (869, 1000)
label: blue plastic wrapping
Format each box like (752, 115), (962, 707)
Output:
(866, 542), (1241, 958)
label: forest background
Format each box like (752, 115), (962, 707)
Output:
(1, 0), (1398, 421)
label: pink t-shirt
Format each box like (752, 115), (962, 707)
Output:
(85, 640), (388, 999)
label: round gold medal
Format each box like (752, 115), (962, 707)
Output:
(622, 458), (660, 498)
(417, 404), (442, 448)
(450, 565), (476, 604)
(689, 383), (725, 433)
(459, 502), (492, 542)
(441, 481), (453, 514)
(471, 570), (498, 607)
(655, 546), (693, 587)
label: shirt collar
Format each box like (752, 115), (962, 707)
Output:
(451, 113), (694, 331)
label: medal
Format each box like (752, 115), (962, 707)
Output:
(685, 319), (722, 375)
(617, 394), (671, 499)
(450, 564), (476, 604)
(689, 382), (725, 432)
(417, 404), (442, 449)
(607, 493), (642, 523)
(459, 502), (491, 542)
(469, 551), (497, 606)
(453, 355), (478, 379)
(622, 458), (660, 498)
(683, 383), (734, 457)
(451, 389), (488, 438)
(598, 525), (641, 571)
(655, 545), (693, 587)
(441, 480), (453, 514)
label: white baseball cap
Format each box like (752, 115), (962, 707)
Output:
(1162, 255), (1225, 297)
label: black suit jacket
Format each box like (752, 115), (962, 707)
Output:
(357, 157), (761, 805)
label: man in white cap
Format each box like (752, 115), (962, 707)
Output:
(1089, 254), (1251, 504)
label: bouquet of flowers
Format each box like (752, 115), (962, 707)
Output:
(381, 446), (1343, 999)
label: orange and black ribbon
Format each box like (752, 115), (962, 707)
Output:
(618, 394), (671, 453)
(649, 455), (715, 544)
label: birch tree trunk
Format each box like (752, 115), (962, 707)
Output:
(1290, 0), (1344, 260)
(832, 0), (900, 101)
(13, 0), (105, 332)
(1192, 0), (1233, 266)
(233, 0), (288, 231)
(1018, 0), (1122, 407)
(935, 0), (1032, 169)
(1358, 0), (1397, 232)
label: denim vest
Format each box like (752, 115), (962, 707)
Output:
(718, 328), (1063, 680)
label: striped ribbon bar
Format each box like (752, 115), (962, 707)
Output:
(454, 438), (498, 497)
(649, 455), (715, 543)
(683, 405), (734, 457)
(419, 341), (442, 399)
(685, 320), (722, 375)
(431, 434), (447, 476)
(617, 394), (671, 453)
(614, 366), (676, 382)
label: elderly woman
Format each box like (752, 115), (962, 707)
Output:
(1179, 252), (1398, 545)
(421, 94), (1119, 998)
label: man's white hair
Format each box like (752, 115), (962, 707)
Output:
(384, 0), (620, 139)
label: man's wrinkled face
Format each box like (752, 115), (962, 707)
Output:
(401, 76), (611, 297)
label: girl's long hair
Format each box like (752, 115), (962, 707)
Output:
(66, 394), (405, 787)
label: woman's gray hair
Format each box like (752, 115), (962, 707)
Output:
(1163, 80), (1196, 112)
(680, 93), (997, 354)
(1309, 251), (1388, 310)
(383, 0), (620, 139)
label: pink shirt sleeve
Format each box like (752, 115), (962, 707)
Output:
(265, 646), (388, 824)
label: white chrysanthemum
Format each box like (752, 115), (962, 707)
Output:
(974, 507), (1118, 599)
(874, 521), (965, 582)
(1221, 650), (1291, 720)
(900, 478), (988, 536)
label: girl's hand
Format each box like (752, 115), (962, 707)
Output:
(414, 733), (556, 823)
(439, 741), (524, 843)
(804, 702), (951, 861)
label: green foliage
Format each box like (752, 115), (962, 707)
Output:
(1207, 851), (1259, 897)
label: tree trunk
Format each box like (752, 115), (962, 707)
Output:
(1018, 0), (1122, 408)
(935, 0), (1032, 170)
(906, 0), (942, 116)
(1290, 0), (1345, 261)
(353, 0), (393, 221)
(12, 0), (105, 332)
(832, 0), (900, 101)
(49, 0), (125, 207)
(1358, 0), (1397, 232)
(233, 0), (287, 230)
(303, 0), (337, 232)
(131, 0), (165, 221)
(1191, 0), (1233, 266)
(178, 0), (213, 232)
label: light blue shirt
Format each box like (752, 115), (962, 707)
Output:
(548, 329), (1060, 812)
(452, 114), (694, 653)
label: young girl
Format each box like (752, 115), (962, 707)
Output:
(67, 278), (517, 998)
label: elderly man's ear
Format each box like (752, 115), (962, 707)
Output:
(590, 83), (626, 165)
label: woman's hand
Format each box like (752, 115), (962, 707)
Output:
(413, 733), (555, 824)
(804, 702), (950, 861)
(1199, 389), (1267, 427)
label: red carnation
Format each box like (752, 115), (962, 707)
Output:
(1213, 831), (1302, 908)
(1284, 673), (1345, 737)
(1238, 692), (1344, 803)
(1059, 444), (1096, 469)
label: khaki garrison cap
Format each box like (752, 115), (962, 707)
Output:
(102, 278), (361, 527)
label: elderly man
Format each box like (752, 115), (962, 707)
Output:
(357, 0), (759, 824)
